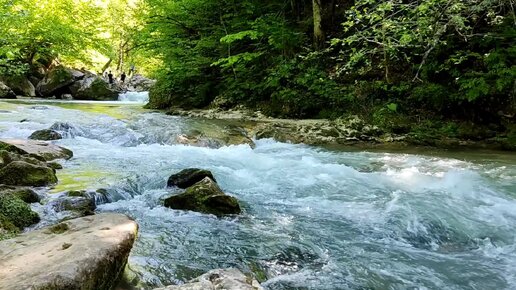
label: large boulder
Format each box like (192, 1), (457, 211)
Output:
(0, 213), (138, 290)
(126, 74), (156, 92)
(154, 268), (263, 290)
(0, 161), (57, 186)
(0, 76), (36, 97)
(164, 177), (241, 216)
(36, 66), (84, 97)
(29, 129), (63, 141)
(0, 139), (73, 161)
(0, 81), (16, 99)
(70, 75), (120, 100)
(167, 168), (216, 189)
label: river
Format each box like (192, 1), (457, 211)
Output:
(0, 94), (515, 290)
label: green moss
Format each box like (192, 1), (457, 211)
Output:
(0, 213), (19, 241)
(164, 178), (241, 216)
(0, 141), (27, 155)
(10, 188), (40, 203)
(0, 161), (58, 186)
(0, 194), (40, 229)
(67, 190), (88, 197)
(47, 162), (63, 170)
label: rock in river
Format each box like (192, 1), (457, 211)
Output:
(0, 161), (57, 186)
(155, 268), (263, 290)
(167, 168), (216, 189)
(0, 213), (138, 290)
(164, 177), (241, 216)
(0, 139), (73, 161)
(29, 129), (63, 141)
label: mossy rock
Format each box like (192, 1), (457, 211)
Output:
(0, 150), (48, 168)
(167, 168), (216, 189)
(0, 186), (40, 203)
(29, 129), (62, 141)
(52, 196), (96, 217)
(0, 213), (19, 241)
(164, 177), (241, 216)
(47, 162), (63, 170)
(36, 66), (78, 97)
(66, 190), (89, 198)
(0, 141), (28, 155)
(0, 194), (40, 229)
(0, 161), (58, 186)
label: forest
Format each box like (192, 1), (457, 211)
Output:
(1, 0), (515, 144)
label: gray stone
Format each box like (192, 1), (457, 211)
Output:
(164, 177), (241, 216)
(0, 213), (138, 290)
(0, 76), (35, 97)
(154, 268), (263, 290)
(167, 168), (216, 189)
(36, 66), (84, 97)
(0, 81), (16, 99)
(0, 139), (73, 161)
(70, 75), (120, 101)
(29, 129), (63, 141)
(126, 74), (156, 92)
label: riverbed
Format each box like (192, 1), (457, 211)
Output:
(0, 96), (515, 290)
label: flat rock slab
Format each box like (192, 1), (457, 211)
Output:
(155, 268), (263, 290)
(0, 139), (73, 161)
(0, 213), (138, 290)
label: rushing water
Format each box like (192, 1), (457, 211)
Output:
(0, 96), (515, 290)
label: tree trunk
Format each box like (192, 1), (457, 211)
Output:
(101, 59), (112, 74)
(313, 0), (324, 49)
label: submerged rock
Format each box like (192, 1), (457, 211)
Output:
(29, 129), (63, 141)
(0, 81), (16, 99)
(167, 168), (216, 189)
(164, 177), (241, 216)
(154, 268), (263, 290)
(0, 161), (57, 186)
(0, 213), (138, 290)
(52, 196), (96, 217)
(0, 139), (73, 161)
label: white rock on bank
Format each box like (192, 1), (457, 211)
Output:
(0, 213), (138, 290)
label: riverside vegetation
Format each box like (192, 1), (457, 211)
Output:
(0, 1), (515, 289)
(0, 0), (514, 149)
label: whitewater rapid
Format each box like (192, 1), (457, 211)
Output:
(0, 99), (514, 289)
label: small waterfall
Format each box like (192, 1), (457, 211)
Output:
(118, 91), (149, 103)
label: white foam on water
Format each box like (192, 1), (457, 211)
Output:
(118, 91), (149, 103)
(1, 100), (515, 289)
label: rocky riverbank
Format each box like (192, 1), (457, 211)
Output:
(0, 136), (263, 289)
(166, 107), (516, 151)
(0, 63), (155, 101)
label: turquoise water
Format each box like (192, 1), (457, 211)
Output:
(0, 99), (515, 289)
